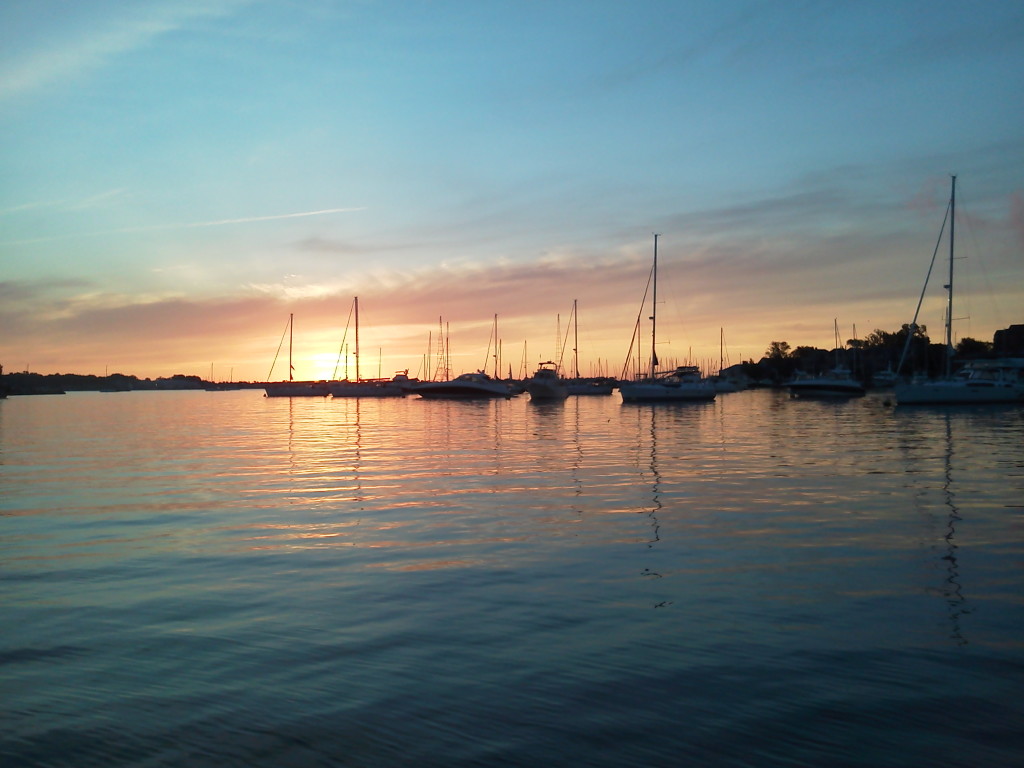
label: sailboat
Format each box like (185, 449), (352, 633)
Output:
(708, 328), (742, 393)
(328, 297), (409, 397)
(788, 320), (865, 398)
(264, 314), (330, 397)
(564, 299), (614, 395)
(619, 235), (716, 403)
(895, 176), (1024, 405)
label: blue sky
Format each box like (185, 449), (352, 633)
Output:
(2, 0), (1023, 380)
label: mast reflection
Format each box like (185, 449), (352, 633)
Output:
(940, 413), (969, 646)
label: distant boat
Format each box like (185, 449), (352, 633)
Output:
(708, 328), (742, 393)
(563, 300), (614, 396)
(328, 298), (408, 398)
(788, 368), (865, 398)
(788, 320), (865, 398)
(413, 371), (513, 400)
(525, 361), (569, 401)
(264, 314), (329, 397)
(895, 176), (1024, 405)
(619, 235), (716, 403)
(871, 365), (898, 389)
(565, 378), (615, 396)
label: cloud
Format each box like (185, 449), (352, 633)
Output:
(183, 207), (368, 229)
(1010, 193), (1024, 250)
(0, 206), (366, 246)
(0, 0), (251, 101)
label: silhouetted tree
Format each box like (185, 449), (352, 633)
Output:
(765, 341), (791, 359)
(955, 337), (992, 357)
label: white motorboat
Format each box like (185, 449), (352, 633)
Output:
(413, 371), (513, 399)
(525, 362), (568, 401)
(788, 367), (865, 398)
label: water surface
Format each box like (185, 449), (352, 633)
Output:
(2, 390), (1022, 766)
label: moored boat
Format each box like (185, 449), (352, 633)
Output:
(265, 381), (330, 397)
(525, 361), (568, 401)
(413, 371), (513, 399)
(565, 377), (616, 396)
(895, 359), (1024, 404)
(788, 321), (865, 398)
(895, 176), (1024, 405)
(618, 235), (716, 404)
(620, 365), (716, 403)
(264, 313), (329, 397)
(788, 367), (865, 398)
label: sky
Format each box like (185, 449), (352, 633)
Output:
(2, 0), (1023, 382)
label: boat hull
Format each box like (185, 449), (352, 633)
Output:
(264, 382), (330, 397)
(329, 381), (406, 398)
(413, 374), (512, 399)
(414, 385), (511, 399)
(619, 382), (716, 403)
(895, 381), (1024, 405)
(525, 380), (568, 400)
(565, 380), (614, 396)
(788, 382), (865, 398)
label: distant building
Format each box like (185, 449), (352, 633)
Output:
(993, 324), (1024, 356)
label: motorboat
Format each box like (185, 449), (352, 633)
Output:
(413, 371), (513, 399)
(525, 362), (568, 400)
(788, 367), (865, 398)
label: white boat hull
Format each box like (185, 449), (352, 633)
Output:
(525, 363), (568, 400)
(526, 380), (568, 400)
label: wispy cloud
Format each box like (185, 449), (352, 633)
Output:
(1, 206), (367, 246)
(0, 0), (250, 101)
(0, 189), (126, 216)
(182, 208), (367, 228)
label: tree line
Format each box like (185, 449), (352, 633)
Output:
(747, 324), (993, 385)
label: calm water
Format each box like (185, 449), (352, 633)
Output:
(2, 389), (1022, 767)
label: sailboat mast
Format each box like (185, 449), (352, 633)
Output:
(573, 299), (580, 379)
(289, 313), (294, 382)
(945, 175), (956, 378)
(354, 296), (360, 382)
(719, 328), (724, 375)
(650, 234), (660, 379)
